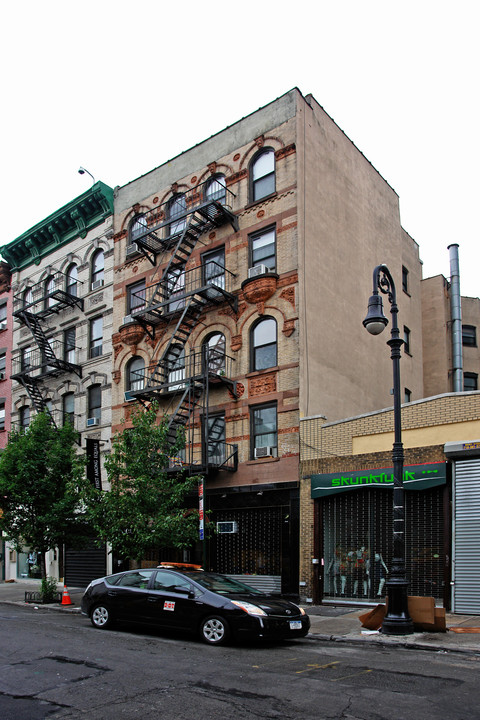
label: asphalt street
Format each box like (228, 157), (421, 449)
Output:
(1, 600), (480, 719)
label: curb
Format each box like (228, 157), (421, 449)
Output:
(307, 631), (480, 656)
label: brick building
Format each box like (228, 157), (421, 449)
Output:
(111, 88), (425, 593)
(0, 182), (114, 583)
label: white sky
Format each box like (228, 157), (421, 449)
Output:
(2, 1), (479, 296)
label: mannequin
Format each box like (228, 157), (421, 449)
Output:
(366, 552), (388, 596)
(349, 546), (368, 596)
(327, 545), (347, 595)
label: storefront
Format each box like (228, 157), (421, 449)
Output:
(311, 462), (448, 605)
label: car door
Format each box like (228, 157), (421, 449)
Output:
(106, 569), (155, 623)
(145, 570), (205, 630)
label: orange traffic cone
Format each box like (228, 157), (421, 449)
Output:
(61, 585), (73, 606)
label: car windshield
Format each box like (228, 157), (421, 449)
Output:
(187, 572), (263, 595)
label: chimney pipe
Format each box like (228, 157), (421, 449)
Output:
(448, 244), (463, 392)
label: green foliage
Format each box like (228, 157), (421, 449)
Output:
(40, 575), (58, 603)
(84, 403), (204, 562)
(0, 412), (89, 576)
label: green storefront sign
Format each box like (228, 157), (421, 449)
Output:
(311, 462), (446, 499)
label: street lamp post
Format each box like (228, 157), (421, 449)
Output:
(363, 264), (414, 635)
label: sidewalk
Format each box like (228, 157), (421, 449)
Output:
(2, 580), (480, 654)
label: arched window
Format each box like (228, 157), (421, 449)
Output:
(165, 345), (185, 390)
(91, 249), (104, 289)
(129, 215), (147, 245)
(63, 393), (75, 426)
(205, 175), (226, 204)
(250, 148), (275, 202)
(126, 356), (145, 392)
(251, 317), (277, 371)
(203, 332), (226, 375)
(66, 264), (78, 297)
(44, 275), (55, 309)
(23, 287), (33, 308)
(168, 194), (186, 236)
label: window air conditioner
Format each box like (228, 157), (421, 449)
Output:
(0, 371), (5, 380)
(254, 446), (274, 459)
(248, 264), (268, 279)
(216, 521), (238, 534)
(126, 244), (138, 257)
(86, 417), (100, 427)
(0, 321), (6, 331)
(122, 315), (133, 325)
(92, 279), (104, 290)
(124, 391), (135, 402)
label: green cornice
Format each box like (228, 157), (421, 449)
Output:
(0, 181), (114, 270)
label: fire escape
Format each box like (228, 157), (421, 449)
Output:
(128, 180), (239, 474)
(12, 271), (83, 426)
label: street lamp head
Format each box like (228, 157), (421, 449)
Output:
(363, 293), (389, 335)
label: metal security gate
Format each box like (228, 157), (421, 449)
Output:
(322, 487), (444, 602)
(453, 458), (480, 614)
(65, 540), (106, 588)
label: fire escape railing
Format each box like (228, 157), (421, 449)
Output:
(12, 271), (84, 425)
(129, 180), (237, 266)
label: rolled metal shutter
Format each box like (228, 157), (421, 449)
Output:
(453, 459), (480, 614)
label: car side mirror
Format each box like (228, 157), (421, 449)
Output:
(174, 586), (194, 598)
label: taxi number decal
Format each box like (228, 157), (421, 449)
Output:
(164, 601), (175, 611)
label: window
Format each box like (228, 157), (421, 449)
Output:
(205, 175), (226, 204)
(64, 327), (76, 364)
(21, 345), (32, 372)
(117, 569), (154, 589)
(403, 326), (411, 355)
(462, 325), (477, 347)
(89, 317), (103, 358)
(0, 351), (6, 379)
(168, 194), (186, 236)
(206, 414), (226, 465)
(250, 148), (275, 202)
(404, 388), (412, 403)
(91, 250), (105, 288)
(251, 403), (277, 458)
(464, 373), (478, 392)
(127, 280), (146, 314)
(63, 393), (75, 426)
(88, 384), (102, 423)
(23, 287), (33, 308)
(129, 215), (147, 246)
(153, 570), (192, 592)
(44, 275), (56, 309)
(251, 317), (277, 371)
(203, 332), (226, 374)
(127, 356), (145, 392)
(19, 405), (30, 429)
(166, 267), (185, 312)
(0, 399), (5, 430)
(402, 266), (409, 294)
(250, 227), (276, 271)
(66, 264), (78, 297)
(0, 301), (6, 328)
(165, 345), (185, 390)
(203, 247), (225, 291)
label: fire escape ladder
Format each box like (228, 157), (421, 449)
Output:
(166, 379), (204, 448)
(13, 375), (57, 427)
(15, 311), (82, 378)
(144, 211), (212, 315)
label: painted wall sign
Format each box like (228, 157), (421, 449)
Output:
(311, 462), (446, 499)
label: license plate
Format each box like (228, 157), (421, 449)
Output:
(289, 620), (302, 630)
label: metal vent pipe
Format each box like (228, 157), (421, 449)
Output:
(448, 243), (463, 392)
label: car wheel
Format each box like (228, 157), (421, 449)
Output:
(200, 615), (231, 645)
(90, 604), (112, 629)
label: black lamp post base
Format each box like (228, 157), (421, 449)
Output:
(381, 581), (415, 635)
(381, 615), (415, 635)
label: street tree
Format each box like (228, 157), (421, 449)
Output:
(85, 403), (203, 564)
(0, 412), (89, 579)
